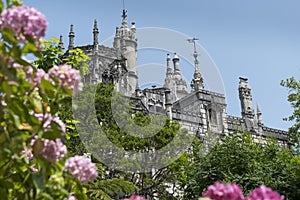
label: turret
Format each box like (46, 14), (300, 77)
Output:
(58, 35), (64, 52)
(93, 19), (99, 48)
(172, 53), (187, 99)
(113, 9), (138, 94)
(164, 54), (173, 88)
(68, 24), (75, 50)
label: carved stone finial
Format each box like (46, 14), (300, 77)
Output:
(188, 38), (204, 91)
(93, 19), (99, 46)
(58, 35), (64, 51)
(68, 24), (75, 50)
(257, 103), (264, 125)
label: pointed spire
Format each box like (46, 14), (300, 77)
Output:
(121, 0), (128, 28)
(188, 38), (204, 91)
(58, 35), (64, 52)
(256, 103), (264, 125)
(166, 53), (172, 75)
(164, 54), (176, 101)
(257, 103), (261, 115)
(93, 19), (99, 47)
(68, 24), (75, 50)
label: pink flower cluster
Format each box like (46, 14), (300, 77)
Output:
(8, 63), (82, 94)
(30, 136), (67, 163)
(202, 181), (284, 200)
(21, 147), (34, 160)
(68, 193), (77, 200)
(48, 64), (83, 92)
(0, 5), (47, 44)
(246, 185), (284, 200)
(41, 138), (67, 163)
(63, 155), (98, 183)
(123, 195), (147, 200)
(34, 112), (66, 133)
(203, 181), (244, 200)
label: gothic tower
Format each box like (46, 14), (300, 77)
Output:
(68, 24), (75, 50)
(238, 77), (258, 131)
(113, 9), (138, 95)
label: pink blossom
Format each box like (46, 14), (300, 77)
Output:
(21, 147), (34, 160)
(68, 193), (77, 200)
(64, 155), (98, 183)
(203, 181), (245, 200)
(48, 64), (83, 92)
(34, 112), (66, 133)
(123, 195), (148, 200)
(30, 166), (39, 173)
(0, 5), (47, 46)
(246, 185), (284, 200)
(24, 67), (53, 89)
(30, 136), (67, 163)
(33, 68), (51, 84)
(41, 138), (67, 163)
(1, 100), (7, 106)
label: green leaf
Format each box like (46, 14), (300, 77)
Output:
(22, 42), (38, 54)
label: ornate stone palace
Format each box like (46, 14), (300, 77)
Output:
(60, 9), (289, 145)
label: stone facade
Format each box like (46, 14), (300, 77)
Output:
(61, 11), (289, 146)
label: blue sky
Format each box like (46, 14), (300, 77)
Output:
(22, 0), (300, 130)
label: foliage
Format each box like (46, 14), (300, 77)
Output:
(183, 131), (300, 200)
(281, 77), (300, 147)
(86, 82), (191, 199)
(0, 1), (92, 199)
(86, 177), (138, 200)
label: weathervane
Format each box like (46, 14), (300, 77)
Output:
(187, 37), (199, 53)
(122, 0), (127, 20)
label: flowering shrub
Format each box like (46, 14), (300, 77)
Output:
(123, 195), (148, 200)
(0, 5), (47, 48)
(64, 155), (98, 183)
(202, 181), (244, 200)
(202, 181), (284, 200)
(0, 1), (96, 199)
(34, 112), (66, 132)
(246, 185), (284, 200)
(48, 64), (83, 92)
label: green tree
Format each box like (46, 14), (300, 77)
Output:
(281, 77), (300, 147)
(183, 131), (300, 200)
(72, 82), (192, 199)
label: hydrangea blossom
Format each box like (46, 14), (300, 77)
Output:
(30, 136), (67, 163)
(48, 64), (83, 92)
(202, 181), (245, 200)
(33, 69), (51, 84)
(34, 112), (66, 133)
(123, 195), (148, 200)
(41, 138), (67, 163)
(0, 5), (47, 45)
(246, 185), (284, 200)
(64, 155), (98, 183)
